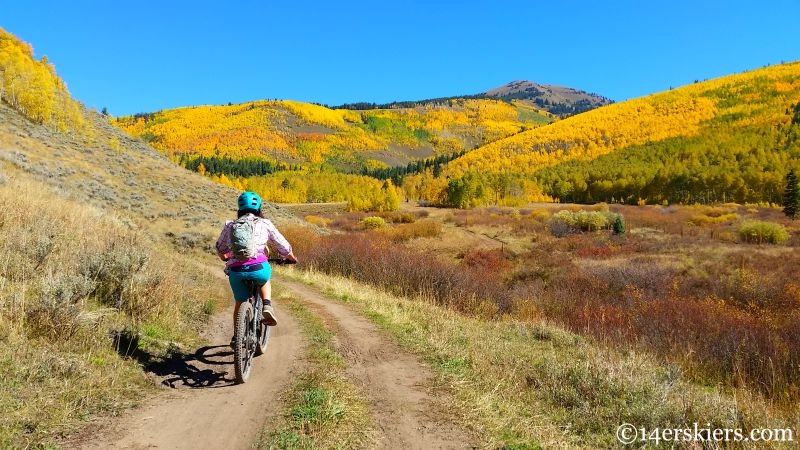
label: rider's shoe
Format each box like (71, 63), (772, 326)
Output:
(262, 304), (278, 326)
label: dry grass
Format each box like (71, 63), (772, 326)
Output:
(0, 177), (226, 447)
(278, 202), (349, 219)
(277, 267), (797, 449)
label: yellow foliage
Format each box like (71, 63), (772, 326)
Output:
(279, 100), (352, 129)
(445, 92), (719, 177)
(689, 213), (738, 226)
(112, 96), (547, 166)
(235, 172), (400, 212)
(304, 215), (332, 227)
(114, 101), (293, 159)
(0, 28), (86, 132)
(443, 62), (800, 180)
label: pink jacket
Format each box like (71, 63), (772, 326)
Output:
(215, 215), (292, 268)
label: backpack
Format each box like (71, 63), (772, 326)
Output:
(229, 215), (259, 261)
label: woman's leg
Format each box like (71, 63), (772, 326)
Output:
(249, 265), (276, 326)
(227, 271), (250, 344)
(259, 281), (271, 304)
(260, 280), (277, 326)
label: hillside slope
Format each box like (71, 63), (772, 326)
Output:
(0, 101), (302, 247)
(111, 97), (553, 173)
(442, 61), (800, 205)
(2, 26), (302, 237)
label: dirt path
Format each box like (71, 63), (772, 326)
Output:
(70, 288), (305, 449)
(276, 276), (477, 450)
(70, 269), (475, 449)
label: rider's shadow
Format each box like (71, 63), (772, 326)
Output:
(146, 345), (237, 388)
(113, 330), (238, 388)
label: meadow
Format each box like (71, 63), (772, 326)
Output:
(281, 201), (800, 411)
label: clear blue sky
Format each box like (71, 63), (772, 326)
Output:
(4, 0), (800, 116)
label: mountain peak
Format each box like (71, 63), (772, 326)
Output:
(484, 80), (612, 115)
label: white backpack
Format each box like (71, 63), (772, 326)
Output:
(229, 215), (259, 261)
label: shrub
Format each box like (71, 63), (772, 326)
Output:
(79, 241), (149, 310)
(688, 213), (738, 226)
(305, 215), (332, 228)
(379, 211), (417, 223)
(549, 210), (614, 236)
(280, 225), (321, 255)
(330, 212), (366, 231)
(165, 231), (209, 250)
(461, 248), (512, 272)
(737, 220), (790, 244)
(360, 216), (386, 229)
(302, 233), (512, 314)
(382, 219), (441, 242)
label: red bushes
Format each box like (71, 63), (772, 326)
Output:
(572, 294), (800, 402)
(301, 232), (513, 314)
(461, 248), (512, 272)
(535, 258), (800, 403)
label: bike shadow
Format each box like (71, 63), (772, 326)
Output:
(115, 332), (237, 389)
(149, 345), (238, 389)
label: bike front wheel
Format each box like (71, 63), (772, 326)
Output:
(233, 301), (256, 384)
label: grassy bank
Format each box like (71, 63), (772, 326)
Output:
(258, 287), (375, 449)
(275, 265), (797, 449)
(0, 177), (226, 447)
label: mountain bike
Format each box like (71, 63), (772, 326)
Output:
(232, 258), (295, 384)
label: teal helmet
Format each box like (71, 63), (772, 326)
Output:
(237, 191), (262, 211)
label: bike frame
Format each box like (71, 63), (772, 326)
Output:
(231, 258), (293, 384)
(232, 279), (270, 384)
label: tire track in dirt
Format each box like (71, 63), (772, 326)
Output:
(69, 269), (305, 450)
(276, 276), (477, 450)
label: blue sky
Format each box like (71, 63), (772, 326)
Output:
(4, 0), (800, 116)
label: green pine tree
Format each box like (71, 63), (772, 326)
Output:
(613, 214), (626, 234)
(784, 169), (799, 219)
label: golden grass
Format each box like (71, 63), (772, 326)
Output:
(275, 266), (798, 449)
(0, 177), (227, 447)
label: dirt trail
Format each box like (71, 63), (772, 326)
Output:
(71, 269), (475, 449)
(70, 277), (305, 450)
(277, 276), (477, 450)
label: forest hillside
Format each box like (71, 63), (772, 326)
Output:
(442, 62), (800, 206)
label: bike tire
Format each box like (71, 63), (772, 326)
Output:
(233, 301), (255, 384)
(255, 321), (270, 356)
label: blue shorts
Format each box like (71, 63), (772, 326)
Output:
(227, 263), (272, 302)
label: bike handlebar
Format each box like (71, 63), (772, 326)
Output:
(268, 257), (297, 265)
(221, 252), (297, 265)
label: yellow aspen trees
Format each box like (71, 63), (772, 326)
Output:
(0, 28), (85, 132)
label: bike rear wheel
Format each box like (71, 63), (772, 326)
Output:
(233, 301), (255, 384)
(255, 320), (270, 356)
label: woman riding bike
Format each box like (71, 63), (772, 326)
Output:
(215, 191), (297, 345)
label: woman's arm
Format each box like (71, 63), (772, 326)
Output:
(262, 219), (294, 259)
(215, 221), (233, 261)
